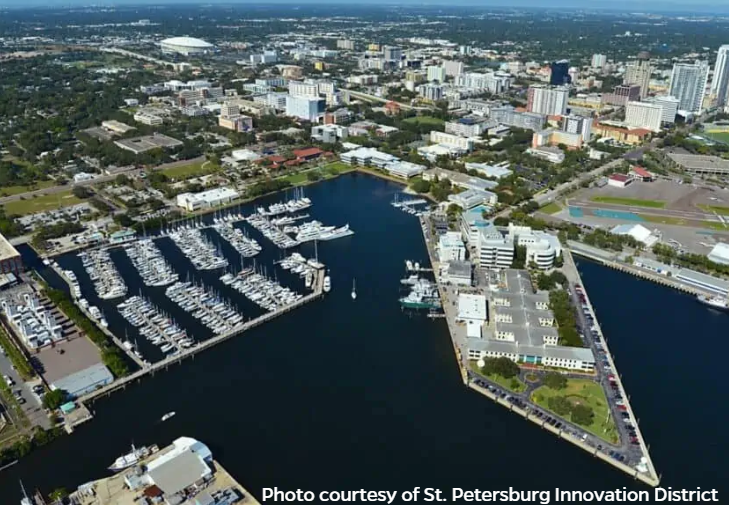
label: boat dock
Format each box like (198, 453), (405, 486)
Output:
(418, 216), (660, 488)
(77, 269), (325, 405)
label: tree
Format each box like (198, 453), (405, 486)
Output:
(481, 357), (519, 379)
(571, 404), (595, 426)
(71, 186), (92, 199)
(547, 396), (572, 416)
(115, 174), (130, 186)
(410, 178), (431, 193)
(42, 389), (67, 410)
(553, 255), (564, 268)
(543, 372), (567, 390)
(306, 170), (322, 182)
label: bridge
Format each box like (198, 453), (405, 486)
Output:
(341, 89), (434, 111)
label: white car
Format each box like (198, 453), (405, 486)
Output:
(4, 375), (13, 387)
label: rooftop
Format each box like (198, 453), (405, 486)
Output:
(0, 232), (20, 262)
(457, 293), (487, 322)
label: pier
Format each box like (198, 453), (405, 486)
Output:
(77, 269), (325, 405)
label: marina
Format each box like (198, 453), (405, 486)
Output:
(165, 281), (243, 335)
(78, 249), (127, 300)
(212, 221), (262, 258)
(123, 239), (179, 287)
(118, 294), (193, 358)
(168, 227), (229, 271)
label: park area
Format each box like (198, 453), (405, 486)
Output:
(590, 196), (666, 208)
(402, 116), (445, 127)
(703, 131), (729, 145)
(282, 161), (352, 185)
(470, 361), (526, 393)
(539, 202), (562, 215)
(162, 160), (216, 180)
(531, 378), (618, 444)
(2, 191), (82, 216)
(0, 180), (56, 198)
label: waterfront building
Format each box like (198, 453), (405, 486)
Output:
(447, 189), (498, 210)
(549, 60), (571, 85)
(526, 85), (568, 116)
(476, 223), (514, 269)
(438, 232), (466, 262)
(624, 58), (653, 99)
(669, 61), (710, 114)
(1, 294), (62, 349)
(340, 147), (424, 178)
(711, 45), (729, 107)
(0, 233), (22, 275)
(176, 187), (240, 212)
(422, 168), (499, 192)
(625, 101), (663, 132)
(457, 294), (488, 339)
(708, 242), (729, 265)
(442, 260), (472, 286)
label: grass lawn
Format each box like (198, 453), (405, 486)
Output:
(0, 180), (56, 197)
(591, 196), (666, 209)
(698, 204), (729, 216)
(281, 162), (354, 186)
(470, 362), (527, 393)
(402, 116), (445, 127)
(540, 202), (562, 215)
(163, 161), (215, 180)
(704, 131), (729, 145)
(639, 214), (687, 226)
(531, 379), (618, 444)
(3, 191), (83, 216)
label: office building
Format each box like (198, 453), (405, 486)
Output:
(443, 60), (465, 77)
(250, 50), (278, 65)
(445, 116), (492, 137)
(133, 111), (163, 126)
(382, 46), (402, 62)
(476, 223), (514, 269)
(456, 72), (511, 94)
(419, 83), (444, 101)
(526, 85), (568, 116)
(646, 95), (680, 124)
(218, 114), (253, 132)
(602, 84), (641, 107)
(430, 131), (475, 152)
(549, 60), (571, 85)
(562, 115), (593, 142)
(289, 81), (320, 98)
(669, 61), (710, 114)
(532, 129), (583, 149)
(336, 39), (355, 50)
(311, 124), (348, 143)
(438, 232), (467, 262)
(591, 54), (607, 70)
(624, 58), (653, 99)
(711, 45), (729, 107)
(490, 107), (546, 131)
(177, 187), (240, 212)
(285, 96), (325, 122)
(426, 66), (447, 83)
(625, 101), (663, 132)
(525, 146), (565, 164)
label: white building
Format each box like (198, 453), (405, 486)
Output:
(134, 111), (163, 126)
(442, 260), (472, 286)
(707, 242), (729, 265)
(464, 162), (512, 179)
(341, 147), (398, 167)
(527, 85), (568, 116)
(591, 54), (607, 69)
(476, 223), (514, 269)
(176, 187), (239, 211)
(507, 224), (562, 270)
(610, 224), (659, 248)
(289, 81), (320, 97)
(160, 37), (214, 56)
(445, 117), (492, 138)
(669, 61), (710, 114)
(438, 232), (466, 262)
(625, 101), (663, 132)
(419, 83), (444, 101)
(646, 95), (680, 124)
(525, 146), (565, 164)
(426, 66), (447, 83)
(311, 124), (348, 143)
(429, 131), (475, 151)
(443, 60), (465, 77)
(457, 293), (488, 338)
(562, 115), (593, 142)
(447, 188), (498, 210)
(711, 45), (729, 107)
(456, 72), (511, 94)
(285, 96), (325, 122)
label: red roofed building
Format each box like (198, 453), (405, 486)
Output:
(384, 101), (401, 115)
(629, 166), (654, 182)
(607, 173), (632, 188)
(293, 147), (323, 161)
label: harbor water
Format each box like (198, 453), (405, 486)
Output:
(1, 173), (727, 501)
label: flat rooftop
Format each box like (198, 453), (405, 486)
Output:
(115, 134), (183, 154)
(38, 336), (104, 383)
(0, 232), (20, 262)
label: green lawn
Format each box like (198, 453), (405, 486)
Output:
(698, 204), (729, 216)
(0, 180), (56, 197)
(3, 191), (83, 216)
(470, 362), (527, 393)
(703, 131), (729, 145)
(402, 116), (445, 127)
(540, 202), (562, 215)
(591, 196), (666, 208)
(281, 162), (353, 185)
(531, 379), (618, 444)
(163, 161), (215, 180)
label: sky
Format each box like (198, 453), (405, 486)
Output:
(0, 0), (727, 13)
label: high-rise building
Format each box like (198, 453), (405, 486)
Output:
(285, 96), (325, 122)
(443, 60), (465, 77)
(382, 46), (402, 62)
(526, 85), (569, 116)
(419, 83), (444, 101)
(549, 60), (571, 85)
(456, 72), (511, 94)
(625, 101), (663, 132)
(602, 84), (641, 107)
(562, 115), (593, 142)
(591, 54), (607, 70)
(669, 61), (709, 114)
(426, 66), (447, 83)
(336, 39), (355, 50)
(711, 45), (729, 107)
(624, 59), (653, 99)
(289, 81), (320, 98)
(646, 95), (680, 124)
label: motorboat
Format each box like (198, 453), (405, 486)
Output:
(161, 411), (176, 422)
(697, 294), (729, 312)
(323, 275), (331, 293)
(108, 444), (152, 471)
(351, 279), (357, 300)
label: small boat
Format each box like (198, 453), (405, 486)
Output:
(351, 279), (357, 300)
(697, 294), (729, 312)
(161, 411), (176, 422)
(323, 275), (331, 293)
(108, 444), (151, 471)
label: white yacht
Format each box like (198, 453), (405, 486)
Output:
(697, 294), (729, 311)
(351, 279), (357, 300)
(108, 444), (155, 471)
(319, 224), (354, 241)
(323, 275), (331, 293)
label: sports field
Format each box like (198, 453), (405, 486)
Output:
(703, 131), (729, 145)
(590, 196), (666, 209)
(3, 191), (83, 216)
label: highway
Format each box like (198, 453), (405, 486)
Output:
(342, 89), (434, 111)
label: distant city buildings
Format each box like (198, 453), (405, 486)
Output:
(426, 65), (447, 83)
(285, 95), (325, 122)
(669, 61), (709, 114)
(456, 72), (511, 94)
(490, 106), (546, 131)
(549, 59), (571, 85)
(591, 54), (607, 70)
(602, 84), (641, 107)
(336, 39), (356, 50)
(562, 115), (593, 143)
(625, 101), (663, 132)
(623, 57), (653, 99)
(526, 85), (568, 116)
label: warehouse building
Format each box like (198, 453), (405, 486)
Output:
(177, 187), (240, 211)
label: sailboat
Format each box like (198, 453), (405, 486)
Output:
(351, 279), (357, 300)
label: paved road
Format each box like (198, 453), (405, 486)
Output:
(0, 156), (206, 205)
(0, 351), (51, 430)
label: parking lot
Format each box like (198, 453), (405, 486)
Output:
(0, 350), (51, 430)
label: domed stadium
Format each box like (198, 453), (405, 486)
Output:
(160, 36), (214, 56)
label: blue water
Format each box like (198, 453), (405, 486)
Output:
(569, 207), (584, 218)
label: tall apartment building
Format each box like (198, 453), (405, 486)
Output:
(419, 83), (444, 101)
(289, 81), (320, 98)
(426, 66), (447, 83)
(382, 46), (402, 62)
(562, 115), (593, 142)
(669, 61), (709, 114)
(624, 59), (653, 99)
(646, 95), (680, 124)
(336, 39), (355, 50)
(711, 45), (729, 107)
(625, 101), (663, 132)
(443, 60), (465, 77)
(602, 84), (641, 107)
(549, 60), (571, 85)
(526, 85), (569, 116)
(591, 54), (607, 70)
(285, 96), (325, 122)
(456, 73), (511, 94)
(490, 107), (546, 131)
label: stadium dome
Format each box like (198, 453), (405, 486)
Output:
(160, 36), (214, 56)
